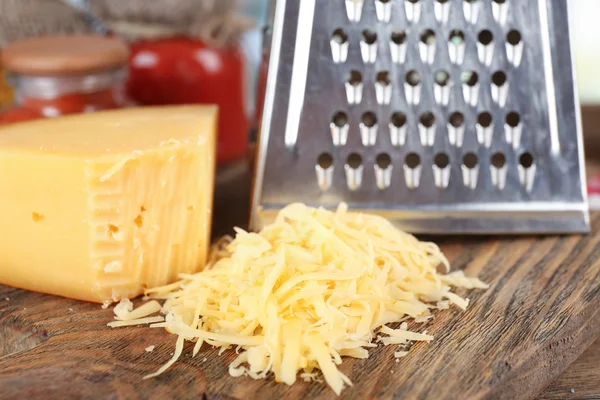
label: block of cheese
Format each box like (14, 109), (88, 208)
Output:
(0, 105), (217, 303)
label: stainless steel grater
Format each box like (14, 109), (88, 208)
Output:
(251, 0), (589, 234)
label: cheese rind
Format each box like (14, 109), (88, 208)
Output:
(0, 106), (217, 303)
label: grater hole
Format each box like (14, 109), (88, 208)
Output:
(507, 30), (522, 45)
(464, 0), (478, 3)
(391, 30), (408, 45)
(331, 28), (350, 63)
(405, 153), (421, 169)
(435, 70), (451, 87)
(391, 112), (407, 128)
(332, 111), (348, 128)
(506, 111), (520, 127)
(407, 0), (419, 3)
(419, 112), (435, 128)
(375, 72), (391, 104)
(463, 152), (478, 169)
(436, 0), (449, 3)
(492, 71), (507, 86)
(478, 30), (493, 45)
(477, 112), (493, 127)
(493, 0), (506, 3)
(449, 112), (464, 127)
(420, 30), (436, 46)
(376, 71), (391, 86)
(449, 30), (465, 45)
(434, 153), (450, 169)
(317, 153), (333, 169)
(347, 70), (362, 86)
(362, 29), (377, 45)
(332, 28), (348, 44)
(361, 111), (377, 128)
(406, 70), (421, 86)
(491, 152), (506, 168)
(519, 152), (534, 169)
(461, 71), (479, 86)
(347, 153), (363, 169)
(376, 0), (393, 22)
(376, 153), (392, 169)
(345, 70), (363, 104)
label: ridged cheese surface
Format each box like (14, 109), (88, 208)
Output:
(0, 106), (216, 303)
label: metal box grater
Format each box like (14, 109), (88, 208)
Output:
(250, 0), (589, 234)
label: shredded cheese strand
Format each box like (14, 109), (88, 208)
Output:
(107, 316), (164, 328)
(114, 300), (162, 321)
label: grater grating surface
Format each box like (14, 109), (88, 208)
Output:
(251, 0), (589, 234)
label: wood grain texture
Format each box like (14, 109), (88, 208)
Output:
(537, 337), (600, 400)
(582, 106), (600, 155)
(1, 213), (599, 400)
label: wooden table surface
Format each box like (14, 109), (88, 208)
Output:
(537, 159), (600, 400)
(538, 338), (600, 399)
(1, 213), (600, 400)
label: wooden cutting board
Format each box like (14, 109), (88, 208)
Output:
(1, 209), (599, 400)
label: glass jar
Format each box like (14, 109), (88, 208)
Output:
(0, 69), (128, 124)
(127, 37), (249, 165)
(0, 35), (129, 125)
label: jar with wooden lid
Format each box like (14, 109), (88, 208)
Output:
(0, 35), (129, 124)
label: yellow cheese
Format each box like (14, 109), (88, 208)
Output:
(109, 203), (488, 395)
(0, 105), (217, 303)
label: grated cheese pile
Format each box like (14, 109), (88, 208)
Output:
(108, 203), (488, 395)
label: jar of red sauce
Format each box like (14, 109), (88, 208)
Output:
(0, 35), (129, 125)
(127, 37), (248, 165)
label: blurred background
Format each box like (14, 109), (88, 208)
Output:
(0, 0), (599, 149)
(570, 0), (600, 105)
(0, 0), (598, 221)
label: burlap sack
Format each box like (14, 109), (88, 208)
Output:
(0, 0), (92, 48)
(88, 0), (254, 46)
(0, 0), (251, 48)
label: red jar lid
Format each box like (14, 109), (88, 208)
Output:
(1, 35), (129, 75)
